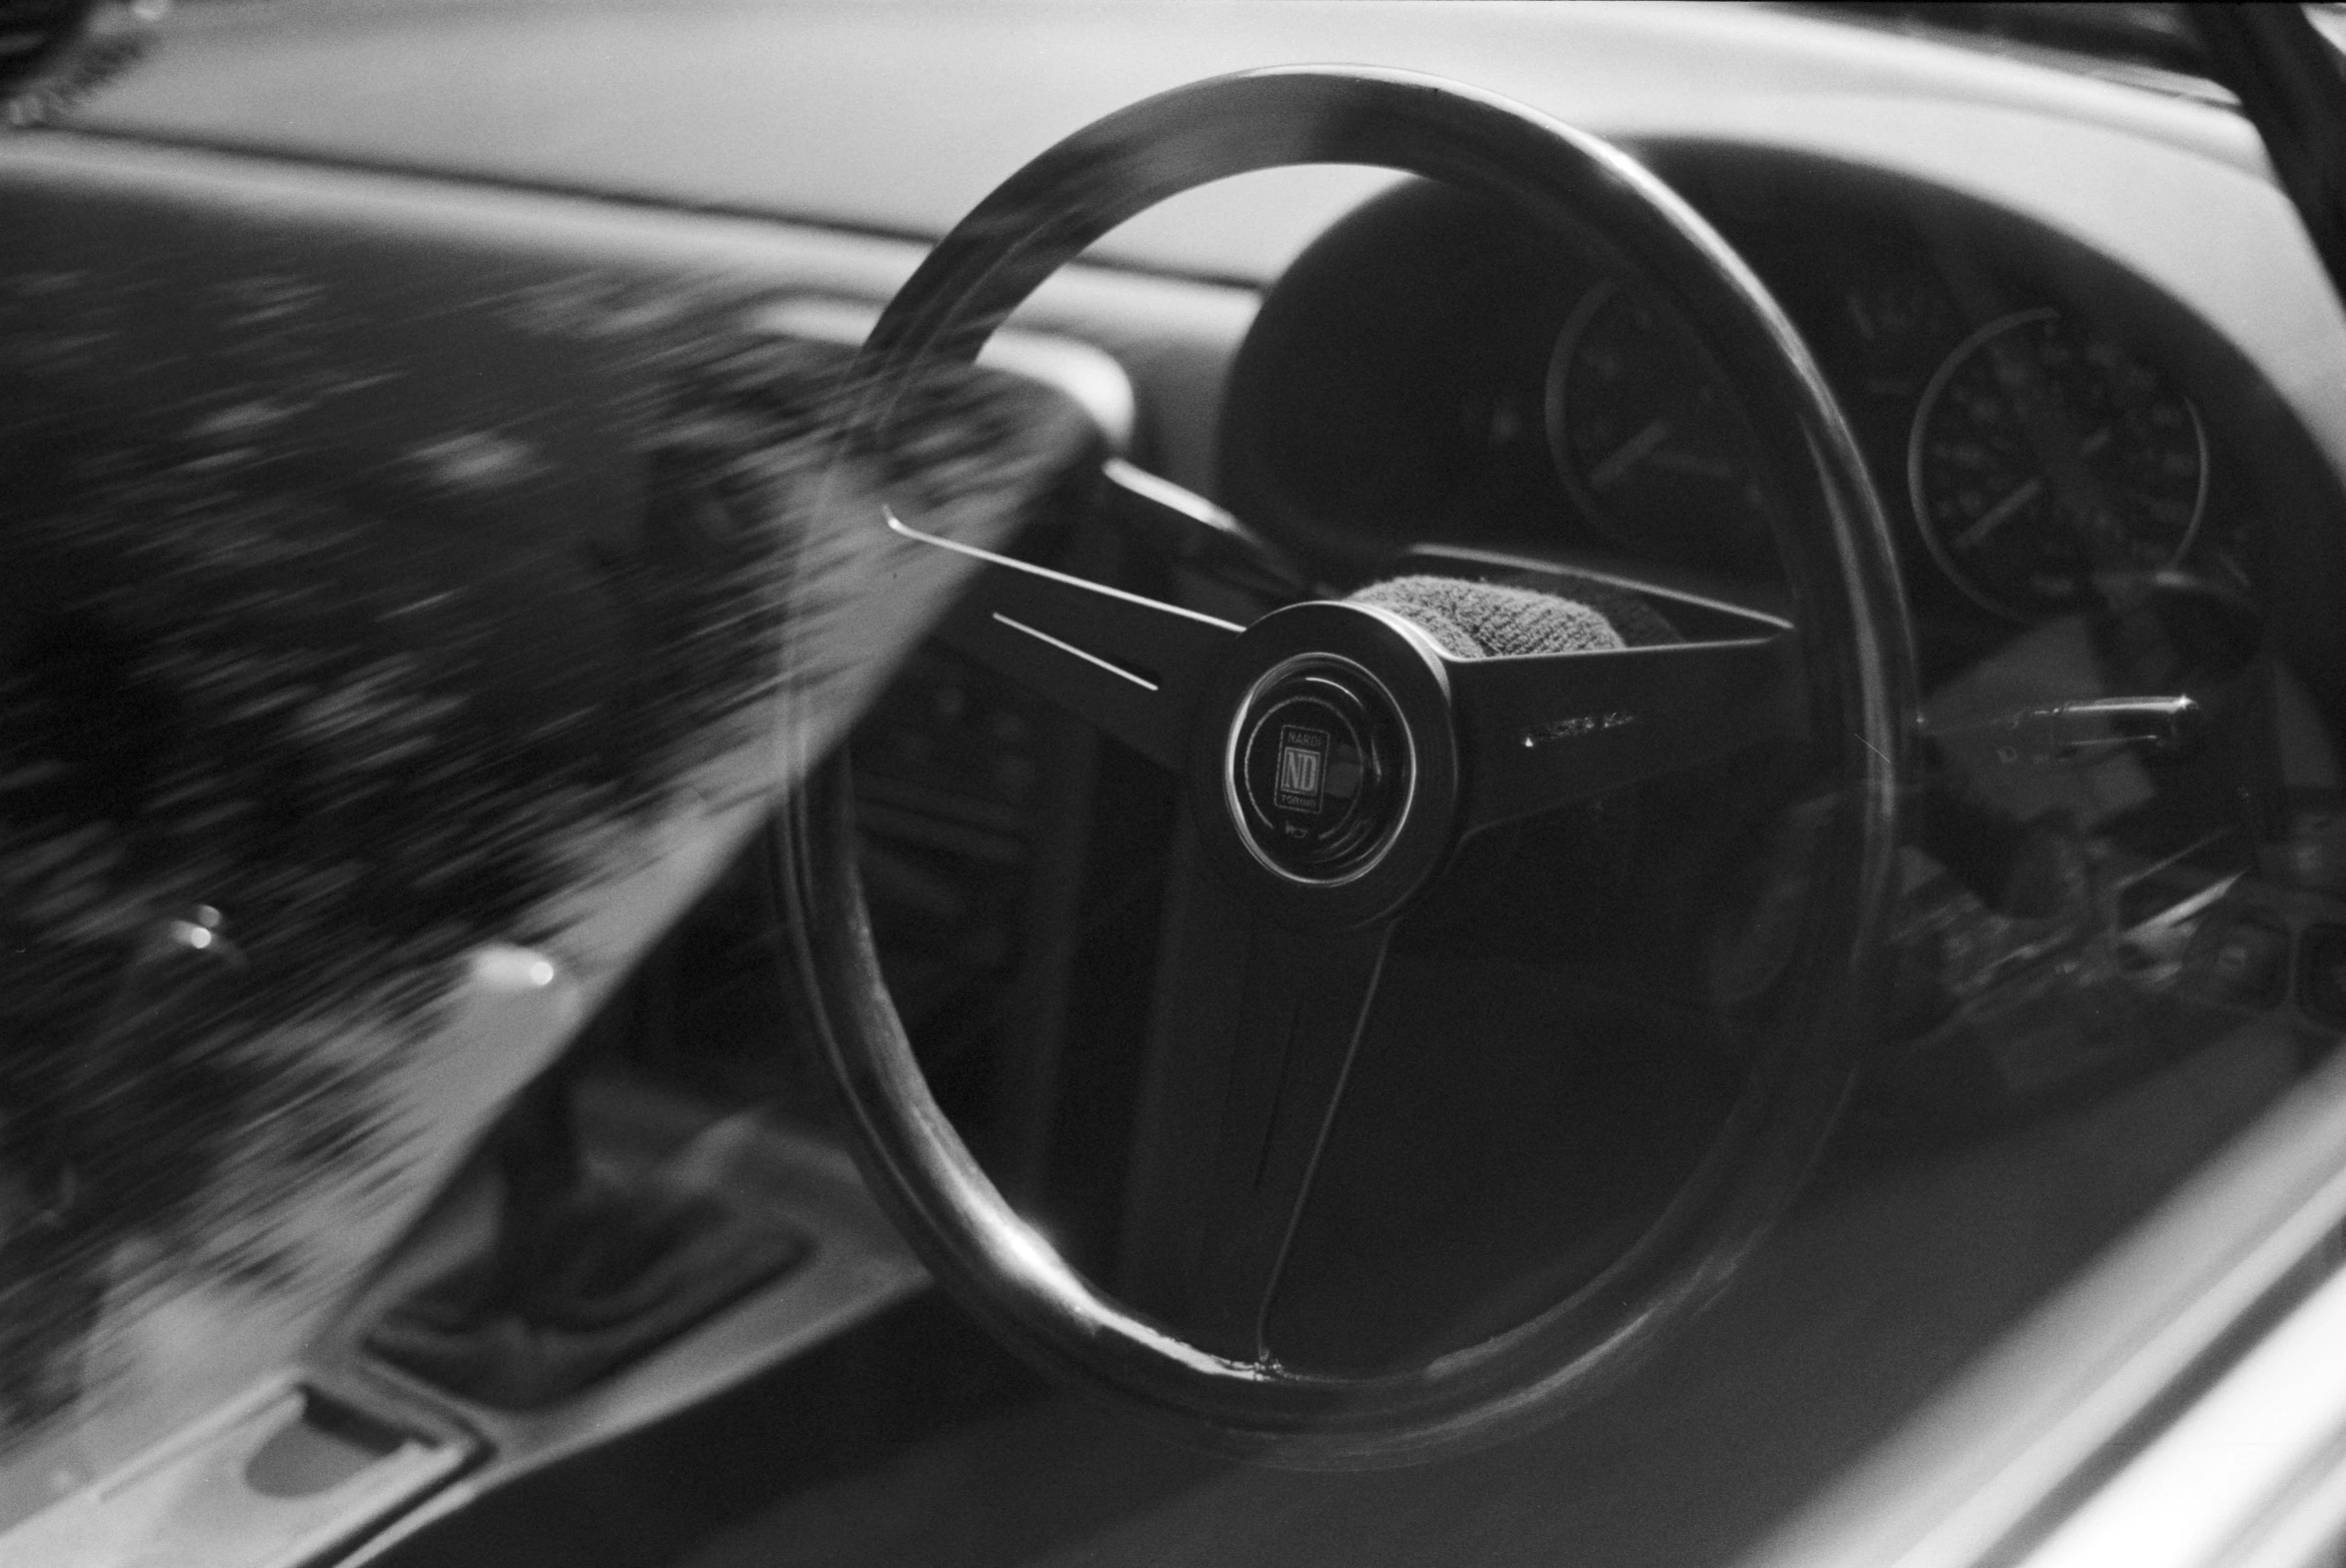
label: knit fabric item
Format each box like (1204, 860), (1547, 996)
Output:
(1351, 574), (1645, 659)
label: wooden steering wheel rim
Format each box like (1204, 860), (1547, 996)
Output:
(782, 64), (1914, 1468)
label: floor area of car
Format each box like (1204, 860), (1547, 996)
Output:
(665, 1017), (2301, 1568)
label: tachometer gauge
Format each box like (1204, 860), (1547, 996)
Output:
(1909, 308), (2208, 620)
(1545, 280), (1775, 572)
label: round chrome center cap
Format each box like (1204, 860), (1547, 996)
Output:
(1229, 660), (1409, 881)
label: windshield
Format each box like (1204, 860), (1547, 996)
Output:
(6, 6), (2346, 1568)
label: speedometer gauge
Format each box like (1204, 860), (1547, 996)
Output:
(1909, 308), (2208, 620)
(1545, 280), (1775, 573)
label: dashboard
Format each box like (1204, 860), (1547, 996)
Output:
(1217, 149), (2297, 653)
(1216, 142), (2346, 1126)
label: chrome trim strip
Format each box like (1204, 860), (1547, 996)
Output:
(1741, 1038), (2346, 1568)
(990, 612), (1161, 692)
(2019, 1257), (2346, 1568)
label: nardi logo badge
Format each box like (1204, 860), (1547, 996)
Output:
(1274, 725), (1329, 813)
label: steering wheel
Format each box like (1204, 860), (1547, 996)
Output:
(783, 66), (1913, 1468)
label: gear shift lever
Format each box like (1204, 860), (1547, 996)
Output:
(365, 1059), (810, 1409)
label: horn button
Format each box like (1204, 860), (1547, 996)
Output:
(1232, 662), (1404, 880)
(1191, 601), (1462, 928)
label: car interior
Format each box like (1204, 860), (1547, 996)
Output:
(8, 3), (2346, 1566)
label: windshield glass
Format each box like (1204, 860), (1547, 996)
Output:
(6, 6), (2346, 1567)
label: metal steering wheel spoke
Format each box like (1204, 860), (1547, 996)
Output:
(1096, 458), (1321, 604)
(1447, 630), (1804, 834)
(1170, 913), (1393, 1364)
(888, 505), (1242, 770)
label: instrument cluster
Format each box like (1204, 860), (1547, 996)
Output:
(1539, 262), (2229, 629)
(1214, 169), (2267, 648)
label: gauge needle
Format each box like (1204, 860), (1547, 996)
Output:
(1954, 475), (2043, 551)
(1588, 418), (1671, 491)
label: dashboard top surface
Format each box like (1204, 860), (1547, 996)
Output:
(63, 2), (2267, 277)
(57, 1), (2346, 508)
